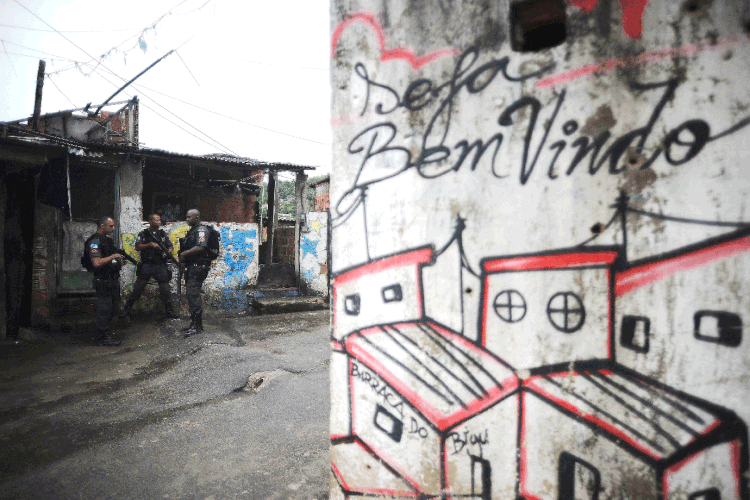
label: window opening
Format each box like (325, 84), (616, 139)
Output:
(471, 455), (492, 500)
(547, 292), (586, 333)
(382, 283), (403, 303)
(373, 405), (403, 443)
(694, 311), (742, 347)
(688, 488), (720, 500)
(493, 290), (527, 323)
(510, 0), (567, 52)
(558, 452), (600, 500)
(621, 315), (650, 353)
(344, 293), (361, 316)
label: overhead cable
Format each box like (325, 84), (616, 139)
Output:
(89, 63), (237, 155)
(126, 80), (331, 146)
(14, 1), (236, 155)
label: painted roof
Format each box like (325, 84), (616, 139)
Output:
(346, 321), (518, 431)
(524, 367), (724, 461)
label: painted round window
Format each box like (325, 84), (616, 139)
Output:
(546, 292), (585, 333)
(493, 290), (527, 323)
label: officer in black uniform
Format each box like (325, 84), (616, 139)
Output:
(121, 213), (178, 320)
(178, 209), (210, 337)
(87, 216), (124, 346)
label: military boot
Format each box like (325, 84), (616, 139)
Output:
(97, 329), (121, 347)
(184, 313), (203, 337)
(180, 313), (196, 333)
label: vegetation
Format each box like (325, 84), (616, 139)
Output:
(259, 175), (327, 217)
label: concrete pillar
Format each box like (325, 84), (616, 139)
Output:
(295, 171), (308, 292)
(329, 1), (750, 499)
(117, 157), (143, 290)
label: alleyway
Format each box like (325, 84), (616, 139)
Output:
(0, 310), (331, 500)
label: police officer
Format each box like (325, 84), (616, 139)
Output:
(178, 209), (210, 337)
(88, 216), (124, 346)
(121, 213), (178, 320)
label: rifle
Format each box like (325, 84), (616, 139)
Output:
(115, 249), (138, 266)
(144, 230), (179, 266)
(145, 230), (182, 309)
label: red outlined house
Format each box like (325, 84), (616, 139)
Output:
(340, 321), (519, 499)
(613, 229), (750, 400)
(479, 249), (619, 371)
(330, 247), (520, 499)
(519, 364), (747, 500)
(332, 246), (434, 343)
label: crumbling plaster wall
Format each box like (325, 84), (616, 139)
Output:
(329, 1), (750, 499)
(118, 157), (144, 289)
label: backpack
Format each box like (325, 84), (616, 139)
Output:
(205, 225), (221, 261)
(80, 234), (96, 272)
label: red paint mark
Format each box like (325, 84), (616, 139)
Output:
(616, 235), (750, 296)
(538, 34), (750, 88)
(480, 275), (491, 348)
(331, 340), (344, 351)
(607, 269), (612, 359)
(570, 0), (651, 39)
(525, 375), (663, 460)
(333, 247), (433, 286)
(518, 392), (547, 500)
(331, 447), (421, 497)
(349, 358), (357, 432)
(483, 251), (618, 273)
(668, 439), (747, 500)
(731, 439), (742, 500)
(331, 12), (460, 69)
(347, 324), (518, 432)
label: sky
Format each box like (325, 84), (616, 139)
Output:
(0, 0), (332, 176)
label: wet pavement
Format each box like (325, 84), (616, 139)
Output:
(0, 309), (331, 500)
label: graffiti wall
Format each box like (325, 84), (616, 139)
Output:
(329, 1), (750, 499)
(301, 212), (329, 296)
(120, 222), (259, 312)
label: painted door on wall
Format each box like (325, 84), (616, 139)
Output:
(329, 1), (750, 499)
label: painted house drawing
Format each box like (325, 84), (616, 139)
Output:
(330, 218), (749, 500)
(521, 365), (746, 500)
(480, 249), (619, 371)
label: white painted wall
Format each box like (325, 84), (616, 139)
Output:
(330, 1), (750, 498)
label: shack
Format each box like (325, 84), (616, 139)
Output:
(1, 101), (315, 338)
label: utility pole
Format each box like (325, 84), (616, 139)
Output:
(31, 60), (46, 132)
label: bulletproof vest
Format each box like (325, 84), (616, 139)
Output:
(91, 234), (120, 280)
(140, 229), (170, 264)
(182, 225), (211, 263)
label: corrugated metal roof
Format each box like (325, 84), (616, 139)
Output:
(0, 123), (319, 172)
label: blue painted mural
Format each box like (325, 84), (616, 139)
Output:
(221, 227), (257, 287)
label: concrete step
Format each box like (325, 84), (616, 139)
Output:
(253, 287), (299, 299)
(253, 296), (328, 315)
(257, 263), (296, 288)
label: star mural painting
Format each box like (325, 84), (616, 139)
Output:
(300, 213), (329, 296)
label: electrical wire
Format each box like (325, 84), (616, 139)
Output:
(0, 39), (82, 62)
(9, 1), (329, 152)
(87, 62), (237, 155)
(42, 0), (201, 77)
(1, 41), (16, 77)
(126, 80), (331, 146)
(0, 24), (141, 33)
(13, 2), (238, 155)
(625, 207), (750, 227)
(47, 75), (77, 108)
